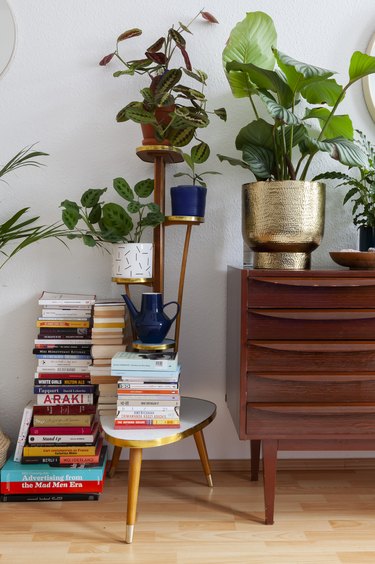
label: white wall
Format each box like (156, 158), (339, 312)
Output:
(1, 0), (374, 460)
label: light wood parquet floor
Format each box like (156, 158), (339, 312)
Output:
(1, 460), (375, 563)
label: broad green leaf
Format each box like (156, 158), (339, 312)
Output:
(222, 11), (277, 98)
(168, 126), (195, 147)
(134, 178), (154, 198)
(88, 204), (102, 224)
(214, 107), (227, 121)
(102, 203), (132, 236)
(258, 92), (303, 125)
(274, 48), (334, 93)
(155, 68), (182, 96)
(140, 87), (156, 105)
(282, 124), (308, 149)
(172, 107), (209, 128)
(182, 68), (206, 83)
(119, 103), (156, 124)
(236, 118), (274, 151)
(191, 142), (210, 164)
(127, 201), (141, 213)
(304, 108), (353, 140)
(82, 234), (97, 247)
(217, 154), (252, 170)
(113, 177), (133, 201)
(300, 77), (343, 106)
(60, 200), (80, 213)
(147, 202), (161, 212)
(81, 188), (107, 208)
(226, 61), (293, 108)
(62, 208), (80, 229)
(242, 144), (275, 179)
(182, 153), (194, 170)
(349, 51), (375, 81)
(307, 137), (368, 168)
(141, 211), (165, 226)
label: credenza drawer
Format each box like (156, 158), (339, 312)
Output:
(247, 309), (375, 340)
(246, 403), (375, 438)
(247, 276), (375, 308)
(247, 372), (375, 403)
(247, 341), (375, 372)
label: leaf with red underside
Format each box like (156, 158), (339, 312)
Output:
(117, 28), (142, 42)
(99, 53), (115, 66)
(147, 37), (165, 53)
(201, 11), (218, 24)
(145, 51), (167, 65)
(179, 46), (192, 71)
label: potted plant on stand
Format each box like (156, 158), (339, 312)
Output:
(170, 141), (221, 219)
(99, 9), (226, 147)
(60, 177), (164, 280)
(218, 11), (375, 269)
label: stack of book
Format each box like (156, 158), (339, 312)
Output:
(111, 351), (181, 429)
(90, 299), (128, 414)
(4, 291), (107, 502)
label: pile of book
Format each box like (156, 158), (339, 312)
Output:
(1, 291), (108, 502)
(111, 351), (181, 429)
(90, 299), (127, 414)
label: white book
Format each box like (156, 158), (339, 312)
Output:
(37, 359), (92, 367)
(41, 309), (92, 318)
(13, 400), (34, 462)
(34, 339), (93, 345)
(39, 291), (96, 306)
(36, 366), (91, 374)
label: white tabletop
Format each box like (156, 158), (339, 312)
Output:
(100, 396), (216, 448)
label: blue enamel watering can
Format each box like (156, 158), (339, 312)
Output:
(122, 292), (180, 344)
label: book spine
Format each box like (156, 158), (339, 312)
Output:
(116, 398), (180, 406)
(29, 425), (94, 435)
(35, 393), (94, 406)
(35, 354), (92, 360)
(1, 493), (100, 502)
(36, 320), (91, 327)
(36, 367), (91, 374)
(117, 382), (179, 389)
(33, 404), (97, 415)
(23, 444), (98, 456)
(2, 458), (106, 482)
(32, 416), (94, 427)
(38, 359), (92, 367)
(114, 422), (180, 429)
(35, 372), (91, 378)
(111, 360), (177, 370)
(115, 413), (178, 420)
(28, 431), (98, 444)
(38, 329), (92, 337)
(33, 379), (90, 385)
(13, 403), (34, 463)
(41, 309), (92, 318)
(116, 389), (179, 395)
(34, 339), (93, 345)
(1, 480), (104, 495)
(33, 385), (95, 394)
(116, 395), (179, 405)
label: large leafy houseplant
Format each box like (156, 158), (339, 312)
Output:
(99, 9), (226, 147)
(218, 11), (375, 181)
(0, 146), (66, 269)
(60, 177), (164, 246)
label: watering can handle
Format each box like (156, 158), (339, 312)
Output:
(163, 301), (180, 323)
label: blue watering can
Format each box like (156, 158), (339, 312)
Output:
(122, 292), (180, 344)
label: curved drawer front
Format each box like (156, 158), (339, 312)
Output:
(247, 372), (375, 403)
(246, 403), (375, 439)
(248, 309), (375, 340)
(247, 341), (375, 372)
(248, 277), (375, 308)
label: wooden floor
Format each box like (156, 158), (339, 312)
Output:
(2, 460), (375, 563)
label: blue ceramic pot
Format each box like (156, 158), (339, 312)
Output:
(359, 226), (375, 251)
(170, 185), (207, 218)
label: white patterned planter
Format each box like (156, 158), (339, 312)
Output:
(112, 243), (153, 279)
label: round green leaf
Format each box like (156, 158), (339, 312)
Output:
(81, 188), (107, 208)
(191, 142), (210, 164)
(134, 178), (154, 198)
(113, 177), (133, 201)
(88, 203), (102, 224)
(127, 201), (141, 213)
(62, 208), (80, 229)
(102, 203), (133, 236)
(83, 235), (97, 247)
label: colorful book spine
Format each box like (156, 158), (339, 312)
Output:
(13, 401), (34, 463)
(33, 404), (97, 415)
(23, 443), (99, 456)
(27, 424), (99, 444)
(1, 479), (105, 495)
(1, 493), (100, 502)
(35, 393), (94, 406)
(29, 425), (94, 435)
(21, 438), (103, 464)
(33, 379), (90, 385)
(36, 320), (91, 328)
(35, 354), (92, 360)
(33, 385), (95, 394)
(38, 359), (92, 367)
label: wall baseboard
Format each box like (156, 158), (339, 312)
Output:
(113, 457), (375, 472)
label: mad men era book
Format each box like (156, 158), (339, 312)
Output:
(111, 351), (178, 370)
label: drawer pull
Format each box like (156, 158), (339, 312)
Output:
(254, 277), (375, 288)
(250, 341), (375, 353)
(250, 309), (375, 321)
(248, 403), (375, 415)
(253, 373), (375, 383)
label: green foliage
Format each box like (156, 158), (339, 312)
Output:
(0, 145), (67, 269)
(314, 131), (375, 228)
(174, 142), (221, 187)
(218, 12), (375, 181)
(60, 177), (164, 246)
(99, 10), (226, 147)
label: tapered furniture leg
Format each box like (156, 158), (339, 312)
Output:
(262, 439), (278, 525)
(126, 447), (143, 543)
(108, 446), (122, 478)
(193, 429), (213, 487)
(250, 440), (261, 481)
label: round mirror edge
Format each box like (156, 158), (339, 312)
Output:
(362, 31), (375, 122)
(0, 0), (17, 78)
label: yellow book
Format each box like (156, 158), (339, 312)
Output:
(93, 320), (125, 328)
(36, 320), (91, 328)
(23, 444), (98, 456)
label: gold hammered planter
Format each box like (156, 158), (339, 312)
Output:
(242, 181), (325, 270)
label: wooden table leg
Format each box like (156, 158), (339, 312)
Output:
(262, 439), (278, 525)
(108, 445), (122, 478)
(250, 440), (261, 481)
(126, 447), (143, 544)
(193, 429), (213, 487)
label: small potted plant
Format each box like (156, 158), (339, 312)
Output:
(315, 130), (375, 250)
(217, 11), (375, 269)
(171, 141), (221, 218)
(60, 177), (164, 279)
(99, 10), (226, 147)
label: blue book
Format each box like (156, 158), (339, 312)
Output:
(111, 365), (181, 379)
(33, 385), (95, 394)
(35, 354), (92, 360)
(0, 448), (107, 483)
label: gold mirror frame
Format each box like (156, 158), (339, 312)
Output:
(363, 32), (375, 122)
(0, 0), (16, 77)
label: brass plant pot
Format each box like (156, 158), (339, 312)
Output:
(242, 180), (325, 269)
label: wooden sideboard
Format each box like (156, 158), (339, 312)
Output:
(226, 267), (375, 524)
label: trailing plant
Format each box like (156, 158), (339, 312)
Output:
(173, 141), (221, 187)
(218, 12), (375, 181)
(315, 130), (375, 228)
(60, 177), (164, 246)
(99, 9), (226, 146)
(0, 145), (67, 269)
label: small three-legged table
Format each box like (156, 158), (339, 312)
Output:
(100, 396), (216, 543)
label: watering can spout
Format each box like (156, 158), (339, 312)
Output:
(122, 294), (139, 321)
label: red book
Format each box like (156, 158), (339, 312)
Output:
(33, 404), (97, 415)
(29, 425), (95, 435)
(114, 424), (180, 429)
(35, 373), (91, 380)
(1, 479), (105, 495)
(117, 389), (179, 395)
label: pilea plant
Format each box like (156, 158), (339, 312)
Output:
(60, 177), (164, 246)
(99, 10), (226, 146)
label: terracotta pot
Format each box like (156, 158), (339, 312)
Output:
(141, 106), (174, 146)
